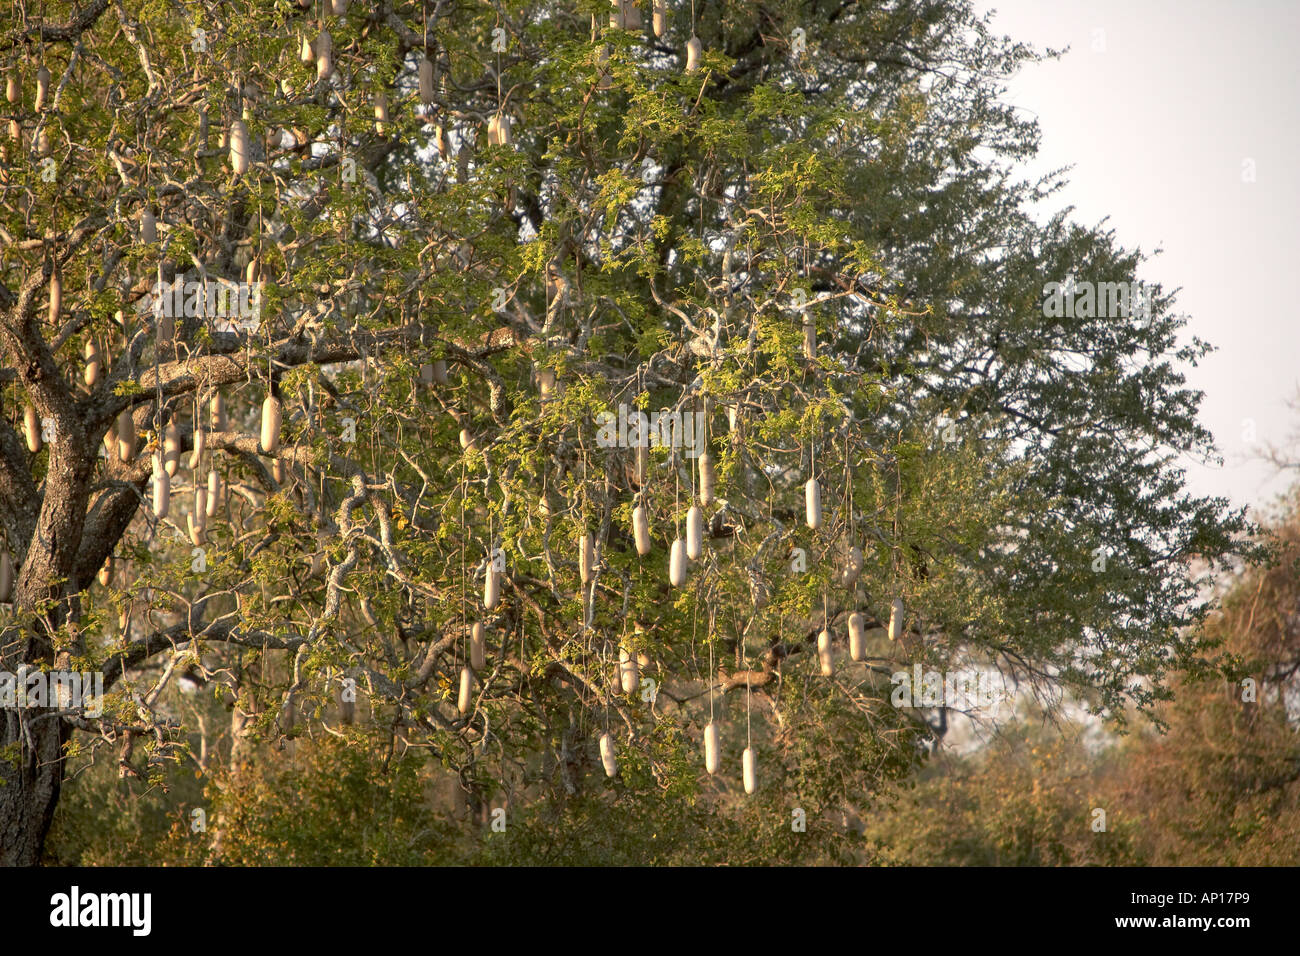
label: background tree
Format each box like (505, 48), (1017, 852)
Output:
(3, 0), (1250, 865)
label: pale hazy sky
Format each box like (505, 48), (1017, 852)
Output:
(977, 0), (1300, 518)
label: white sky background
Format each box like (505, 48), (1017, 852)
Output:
(975, 0), (1300, 518)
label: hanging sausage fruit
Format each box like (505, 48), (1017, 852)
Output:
(704, 721), (719, 774)
(316, 30), (334, 81)
(578, 532), (595, 585)
(699, 452), (716, 507)
(34, 65), (49, 111)
(669, 537), (687, 587)
(116, 409), (136, 462)
(599, 733), (618, 778)
(742, 746), (757, 794)
(457, 666), (473, 714)
(848, 612), (866, 662)
(0, 548), (12, 603)
(805, 477), (822, 529)
(685, 36), (703, 72)
(619, 648), (639, 695)
(23, 405), (41, 453)
(632, 503), (651, 556)
(888, 597), (905, 641)
(470, 622), (486, 671)
(206, 469), (222, 517)
(818, 627), (834, 676)
(229, 119), (249, 175)
(483, 560), (501, 610)
(260, 393), (281, 454)
(418, 58), (434, 105)
(152, 456), (170, 519)
(163, 421), (180, 477)
(48, 266), (61, 325)
(189, 424), (205, 470)
(686, 504), (703, 561)
(83, 340), (101, 387)
(653, 0), (667, 37)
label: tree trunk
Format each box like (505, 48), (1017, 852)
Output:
(0, 708), (68, 866)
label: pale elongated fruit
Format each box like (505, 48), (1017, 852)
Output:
(83, 340), (101, 386)
(699, 453), (716, 506)
(48, 270), (61, 324)
(632, 504), (651, 556)
(685, 36), (703, 72)
(330, 0), (348, 14)
(163, 422), (180, 477)
(619, 648), (638, 695)
(653, 0), (667, 36)
(316, 30), (334, 80)
(418, 58), (434, 104)
(742, 746), (756, 794)
(686, 505), (703, 560)
(34, 66), (50, 111)
(599, 733), (618, 778)
(373, 93), (389, 133)
(206, 469), (222, 517)
(193, 487), (207, 531)
(24, 405), (41, 453)
(152, 464), (170, 519)
(669, 538), (687, 587)
(210, 392), (227, 432)
(848, 612), (866, 661)
(805, 477), (822, 529)
(483, 564), (501, 610)
(487, 112), (511, 146)
(0, 549), (12, 603)
(803, 318), (816, 358)
(888, 597), (905, 641)
(704, 721), (719, 774)
(470, 622), (486, 671)
(300, 33), (315, 63)
(187, 512), (205, 546)
(818, 628), (834, 676)
(229, 119), (249, 175)
(98, 556), (113, 588)
(189, 427), (206, 469)
(579, 532), (595, 584)
(635, 443), (649, 485)
(116, 409), (136, 461)
(141, 208), (157, 243)
(260, 395), (281, 454)
(843, 545), (864, 588)
(457, 666), (473, 714)
(4, 73), (17, 104)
